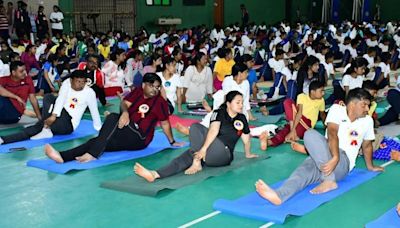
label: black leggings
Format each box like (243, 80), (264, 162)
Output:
(2, 94), (73, 144)
(157, 123), (232, 178)
(60, 113), (147, 162)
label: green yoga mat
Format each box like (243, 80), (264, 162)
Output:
(100, 153), (270, 196)
(253, 113), (284, 124)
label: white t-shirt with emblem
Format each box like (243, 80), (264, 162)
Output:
(52, 79), (102, 131)
(157, 72), (181, 107)
(325, 104), (375, 171)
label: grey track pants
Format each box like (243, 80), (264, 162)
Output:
(276, 129), (350, 203)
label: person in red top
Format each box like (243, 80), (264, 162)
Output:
(77, 54), (108, 106)
(44, 73), (184, 163)
(0, 61), (41, 124)
(21, 44), (41, 77)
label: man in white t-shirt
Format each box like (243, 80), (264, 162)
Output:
(254, 88), (383, 205)
(49, 5), (64, 37)
(0, 70), (101, 145)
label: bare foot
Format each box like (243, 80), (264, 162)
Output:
(75, 153), (96, 163)
(259, 131), (269, 151)
(260, 106), (269, 116)
(44, 144), (64, 163)
(176, 123), (190, 135)
(184, 158), (203, 175)
(391, 149), (400, 162)
(23, 110), (37, 118)
(397, 203), (400, 216)
(103, 103), (113, 107)
(310, 181), (338, 194)
(291, 142), (307, 154)
(134, 163), (158, 182)
(255, 179), (282, 205)
(104, 111), (111, 117)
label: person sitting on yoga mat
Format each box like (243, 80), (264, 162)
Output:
(175, 63), (254, 134)
(0, 61), (41, 124)
(134, 90), (258, 182)
(77, 54), (109, 106)
(254, 88), (383, 205)
(258, 80), (326, 151)
(44, 73), (184, 163)
(375, 75), (400, 127)
(0, 70), (101, 144)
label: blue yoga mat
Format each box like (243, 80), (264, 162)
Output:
(26, 132), (186, 174)
(366, 207), (400, 228)
(0, 120), (97, 153)
(213, 169), (379, 224)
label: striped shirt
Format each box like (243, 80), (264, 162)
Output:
(0, 14), (9, 30)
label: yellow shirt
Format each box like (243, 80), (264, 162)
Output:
(49, 44), (59, 54)
(214, 58), (235, 81)
(368, 101), (377, 116)
(297, 93), (325, 128)
(98, 44), (110, 58)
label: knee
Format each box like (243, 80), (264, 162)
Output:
(387, 89), (399, 100)
(43, 94), (55, 103)
(304, 129), (319, 142)
(189, 123), (203, 134)
(105, 113), (120, 122)
(283, 98), (293, 106)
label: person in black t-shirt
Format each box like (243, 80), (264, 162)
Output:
(134, 90), (258, 182)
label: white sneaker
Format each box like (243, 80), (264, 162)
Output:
(30, 128), (53, 140)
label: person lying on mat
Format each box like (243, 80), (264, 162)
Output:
(258, 80), (326, 151)
(134, 90), (258, 182)
(0, 70), (101, 145)
(44, 73), (184, 163)
(0, 61), (41, 124)
(254, 88), (383, 205)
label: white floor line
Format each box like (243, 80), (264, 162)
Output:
(178, 211), (221, 228)
(381, 160), (395, 168)
(259, 222), (275, 228)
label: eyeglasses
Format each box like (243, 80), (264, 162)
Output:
(145, 82), (161, 91)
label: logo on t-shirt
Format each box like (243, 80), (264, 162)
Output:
(138, 104), (149, 118)
(69, 97), (78, 109)
(349, 130), (359, 146)
(164, 81), (171, 87)
(234, 120), (244, 136)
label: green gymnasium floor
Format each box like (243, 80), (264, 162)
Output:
(1, 95), (399, 227)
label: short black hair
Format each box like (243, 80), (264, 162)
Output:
(231, 62), (248, 76)
(380, 52), (391, 63)
(10, 61), (24, 72)
(362, 80), (378, 91)
(241, 54), (253, 63)
(275, 49), (285, 57)
(142, 73), (162, 84)
(346, 88), (372, 105)
(309, 80), (325, 93)
(325, 52), (334, 60)
(70, 70), (87, 79)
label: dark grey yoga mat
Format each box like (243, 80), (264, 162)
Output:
(100, 153), (270, 196)
(0, 115), (37, 130)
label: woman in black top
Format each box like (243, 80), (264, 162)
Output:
(134, 91), (258, 182)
